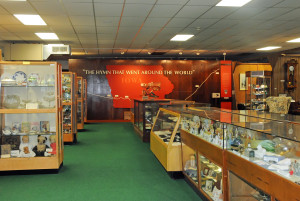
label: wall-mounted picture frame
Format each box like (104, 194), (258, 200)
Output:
(240, 73), (248, 90)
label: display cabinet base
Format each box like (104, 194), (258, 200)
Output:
(184, 177), (210, 201)
(77, 123), (84, 130)
(0, 157), (62, 171)
(63, 133), (77, 144)
(133, 125), (149, 142)
(150, 131), (182, 171)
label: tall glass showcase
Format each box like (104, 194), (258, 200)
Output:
(76, 76), (84, 130)
(62, 72), (77, 143)
(0, 61), (63, 171)
(133, 99), (171, 142)
(245, 71), (271, 111)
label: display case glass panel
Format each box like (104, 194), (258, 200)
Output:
(199, 154), (223, 200)
(182, 144), (198, 184)
(245, 71), (271, 111)
(229, 171), (271, 201)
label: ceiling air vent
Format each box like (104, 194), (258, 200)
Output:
(151, 51), (166, 55)
(43, 44), (71, 60)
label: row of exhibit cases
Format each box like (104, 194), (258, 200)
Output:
(150, 107), (300, 201)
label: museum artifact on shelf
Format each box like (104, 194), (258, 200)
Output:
(245, 71), (271, 111)
(62, 72), (77, 143)
(0, 61), (63, 171)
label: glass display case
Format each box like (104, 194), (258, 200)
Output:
(62, 72), (77, 143)
(180, 108), (300, 201)
(76, 76), (84, 130)
(245, 71), (271, 111)
(133, 99), (171, 142)
(150, 108), (183, 172)
(83, 78), (87, 123)
(0, 61), (63, 171)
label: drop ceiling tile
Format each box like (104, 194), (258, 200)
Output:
(0, 33), (21, 40)
(70, 16), (94, 26)
(64, 2), (93, 16)
(1, 25), (52, 33)
(149, 5), (182, 18)
(97, 27), (117, 35)
(245, 0), (285, 8)
(187, 0), (219, 6)
(74, 25), (96, 34)
(188, 18), (219, 29)
(94, 3), (123, 17)
(274, 0), (300, 7)
(96, 17), (119, 27)
(42, 15), (71, 26)
(0, 15), (21, 25)
(252, 8), (293, 20)
(200, 7), (237, 18)
(255, 20), (287, 30)
(31, 1), (65, 15)
(175, 6), (210, 18)
(120, 17), (144, 27)
(157, 0), (189, 5)
(123, 4), (153, 17)
(209, 19), (239, 30)
(97, 33), (116, 40)
(275, 8), (300, 20)
(0, 26), (8, 32)
(14, 33), (40, 40)
(137, 27), (161, 37)
(49, 25), (75, 33)
(0, 2), (36, 14)
(0, 6), (9, 15)
(94, 0), (124, 3)
(126, 0), (156, 4)
(226, 7), (266, 20)
(143, 17), (170, 27)
(166, 17), (195, 28)
(98, 39), (114, 45)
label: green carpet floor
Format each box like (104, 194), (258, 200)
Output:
(0, 123), (202, 201)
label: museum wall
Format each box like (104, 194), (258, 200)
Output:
(233, 63), (272, 108)
(69, 59), (221, 121)
(271, 56), (300, 102)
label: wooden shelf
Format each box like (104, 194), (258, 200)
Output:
(0, 108), (56, 114)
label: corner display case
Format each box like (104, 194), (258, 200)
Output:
(133, 99), (171, 142)
(0, 61), (63, 171)
(245, 71), (271, 111)
(150, 108), (183, 172)
(76, 76), (84, 130)
(83, 78), (87, 123)
(62, 72), (77, 143)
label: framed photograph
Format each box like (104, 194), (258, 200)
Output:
(205, 180), (214, 192)
(203, 167), (209, 176)
(240, 73), (248, 90)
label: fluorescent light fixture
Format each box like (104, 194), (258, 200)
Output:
(14, 14), (46, 25)
(35, 33), (59, 40)
(287, 38), (300, 43)
(256, 46), (281, 51)
(170, 35), (194, 41)
(216, 0), (252, 7)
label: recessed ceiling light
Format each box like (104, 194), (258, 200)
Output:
(196, 52), (200, 55)
(14, 14), (46, 25)
(216, 0), (252, 7)
(287, 38), (300, 43)
(179, 52), (183, 55)
(35, 33), (59, 40)
(256, 46), (281, 51)
(121, 51), (125, 55)
(170, 35), (194, 41)
(148, 52), (151, 55)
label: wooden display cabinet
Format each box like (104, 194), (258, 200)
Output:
(83, 78), (87, 123)
(76, 76), (84, 130)
(62, 72), (77, 143)
(0, 61), (63, 171)
(150, 108), (183, 172)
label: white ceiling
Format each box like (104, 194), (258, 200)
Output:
(0, 0), (300, 58)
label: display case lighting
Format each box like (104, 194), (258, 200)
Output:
(196, 52), (200, 55)
(14, 14), (46, 25)
(121, 51), (125, 55)
(216, 0), (252, 7)
(256, 46), (281, 51)
(179, 52), (183, 55)
(148, 52), (151, 55)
